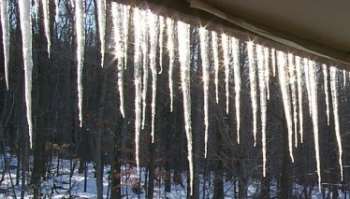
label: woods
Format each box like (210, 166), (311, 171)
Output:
(0, 0), (349, 198)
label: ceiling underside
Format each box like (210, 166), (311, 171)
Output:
(189, 0), (350, 66)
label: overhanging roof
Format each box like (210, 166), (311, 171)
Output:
(190, 0), (350, 66)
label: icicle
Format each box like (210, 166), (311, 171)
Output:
(41, 0), (51, 56)
(330, 67), (344, 182)
(19, 0), (34, 147)
(33, 0), (39, 20)
(54, 0), (59, 21)
(122, 5), (130, 68)
(276, 51), (294, 162)
(264, 47), (270, 99)
(112, 2), (126, 118)
(256, 45), (267, 177)
(141, 10), (149, 129)
(96, 0), (106, 67)
(1, 0), (10, 90)
(343, 70), (347, 87)
(75, 0), (85, 128)
(148, 12), (159, 143)
(231, 37), (241, 143)
(212, 31), (220, 104)
(177, 21), (193, 196)
(166, 17), (175, 112)
(271, 48), (276, 77)
(308, 60), (321, 191)
(199, 27), (210, 158)
(247, 41), (258, 146)
(303, 58), (312, 116)
(295, 56), (304, 143)
(222, 33), (230, 114)
(288, 53), (298, 147)
(158, 16), (164, 74)
(322, 64), (330, 125)
(133, 7), (143, 173)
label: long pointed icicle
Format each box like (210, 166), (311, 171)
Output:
(166, 17), (175, 112)
(54, 0), (59, 21)
(303, 58), (312, 116)
(112, 2), (125, 118)
(343, 70), (347, 87)
(295, 56), (304, 143)
(141, 10), (149, 129)
(1, 0), (10, 90)
(212, 31), (220, 104)
(232, 37), (241, 144)
(247, 41), (258, 146)
(271, 48), (276, 77)
(222, 33), (230, 114)
(288, 53), (298, 147)
(330, 67), (344, 182)
(158, 16), (164, 74)
(177, 21), (193, 196)
(19, 0), (34, 147)
(148, 13), (159, 143)
(322, 64), (330, 125)
(308, 60), (321, 191)
(256, 45), (267, 177)
(277, 51), (294, 162)
(122, 5), (130, 68)
(133, 7), (143, 173)
(42, 0), (51, 56)
(263, 47), (270, 99)
(96, 0), (106, 67)
(75, 0), (85, 127)
(199, 27), (210, 158)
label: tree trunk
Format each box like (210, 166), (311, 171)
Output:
(147, 143), (155, 199)
(279, 121), (292, 199)
(31, 0), (52, 198)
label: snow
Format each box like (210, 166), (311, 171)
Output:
(1, 0), (10, 90)
(19, 0), (34, 148)
(0, 157), (343, 198)
(177, 20), (193, 196)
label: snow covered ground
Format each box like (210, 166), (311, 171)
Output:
(0, 155), (347, 198)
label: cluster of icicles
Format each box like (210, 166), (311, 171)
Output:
(2, 0), (346, 194)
